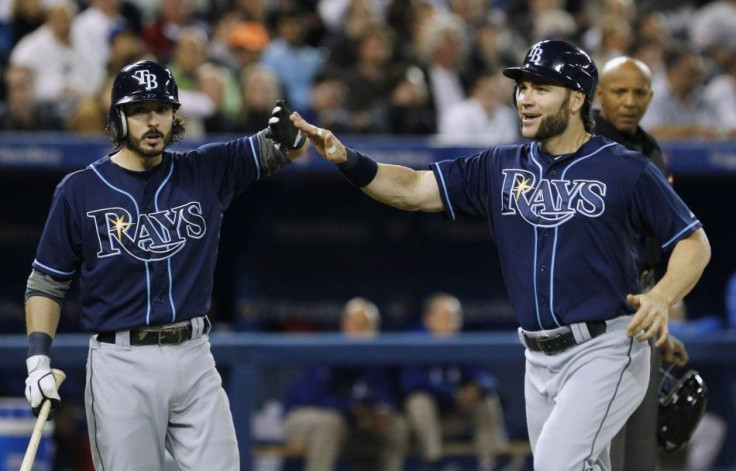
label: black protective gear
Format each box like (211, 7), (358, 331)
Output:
(657, 367), (708, 452)
(108, 60), (181, 138)
(503, 40), (598, 101)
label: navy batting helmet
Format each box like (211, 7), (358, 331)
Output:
(108, 60), (181, 138)
(657, 368), (708, 452)
(503, 40), (598, 101)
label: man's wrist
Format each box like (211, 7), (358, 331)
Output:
(338, 150), (378, 187)
(27, 332), (52, 359)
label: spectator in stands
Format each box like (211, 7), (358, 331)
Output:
(438, 68), (518, 145)
(142, 0), (208, 63)
(688, 0), (736, 62)
(385, 0), (435, 64)
(65, 73), (115, 134)
(386, 65), (436, 135)
(9, 0), (44, 48)
(166, 26), (241, 136)
(226, 20), (270, 73)
(590, 14), (633, 67)
(414, 12), (469, 120)
(704, 54), (736, 137)
(320, 0), (384, 69)
(0, 64), (62, 130)
(639, 44), (723, 141)
(232, 64), (283, 134)
(71, 0), (124, 97)
(343, 22), (397, 134)
(167, 25), (210, 93)
(282, 297), (409, 471)
(261, 6), (326, 113)
(9, 0), (91, 119)
(468, 10), (524, 74)
(105, 21), (150, 76)
(197, 62), (241, 134)
(531, 7), (576, 43)
(304, 66), (353, 132)
(629, 10), (671, 94)
(401, 293), (512, 471)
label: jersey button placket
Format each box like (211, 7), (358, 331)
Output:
(535, 227), (555, 322)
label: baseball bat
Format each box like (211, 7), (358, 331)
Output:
(20, 368), (66, 471)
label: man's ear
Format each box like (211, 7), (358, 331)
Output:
(571, 90), (585, 114)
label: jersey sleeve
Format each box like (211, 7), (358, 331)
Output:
(631, 162), (702, 250)
(430, 150), (492, 221)
(31, 184), (81, 279)
(187, 134), (262, 209)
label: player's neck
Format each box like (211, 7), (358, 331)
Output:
(540, 121), (590, 156)
(111, 148), (163, 172)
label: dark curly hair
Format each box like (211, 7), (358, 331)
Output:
(105, 112), (186, 149)
(582, 99), (595, 134)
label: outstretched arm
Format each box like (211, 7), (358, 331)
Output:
(626, 228), (710, 347)
(290, 112), (443, 212)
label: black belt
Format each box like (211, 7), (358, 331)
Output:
(522, 321), (606, 355)
(97, 317), (211, 346)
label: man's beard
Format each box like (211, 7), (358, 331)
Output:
(126, 129), (171, 157)
(529, 92), (571, 142)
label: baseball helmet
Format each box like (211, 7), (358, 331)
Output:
(657, 368), (708, 452)
(108, 60), (181, 138)
(503, 40), (598, 101)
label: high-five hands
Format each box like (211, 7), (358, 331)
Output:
(289, 112), (347, 164)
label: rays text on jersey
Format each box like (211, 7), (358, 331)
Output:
(86, 202), (207, 261)
(501, 169), (606, 227)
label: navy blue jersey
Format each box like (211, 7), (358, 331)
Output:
(32, 136), (262, 332)
(431, 136), (701, 331)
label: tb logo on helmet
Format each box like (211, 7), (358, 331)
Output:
(527, 44), (544, 66)
(131, 70), (159, 91)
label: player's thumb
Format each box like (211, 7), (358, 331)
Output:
(626, 294), (639, 308)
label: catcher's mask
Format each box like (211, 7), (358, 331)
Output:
(657, 366), (708, 451)
(108, 60), (180, 139)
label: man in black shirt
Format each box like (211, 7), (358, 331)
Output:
(595, 56), (689, 471)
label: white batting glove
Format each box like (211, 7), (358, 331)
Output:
(25, 354), (60, 418)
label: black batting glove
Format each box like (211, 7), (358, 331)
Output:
(266, 100), (306, 150)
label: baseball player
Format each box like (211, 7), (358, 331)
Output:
(23, 60), (308, 470)
(594, 56), (691, 471)
(289, 40), (711, 471)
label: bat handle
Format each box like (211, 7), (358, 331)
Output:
(20, 368), (66, 471)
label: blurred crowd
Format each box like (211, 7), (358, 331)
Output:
(0, 0), (734, 141)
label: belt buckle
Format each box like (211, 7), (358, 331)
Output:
(535, 335), (554, 354)
(157, 326), (183, 345)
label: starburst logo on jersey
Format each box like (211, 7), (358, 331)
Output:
(86, 202), (206, 261)
(501, 169), (606, 227)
